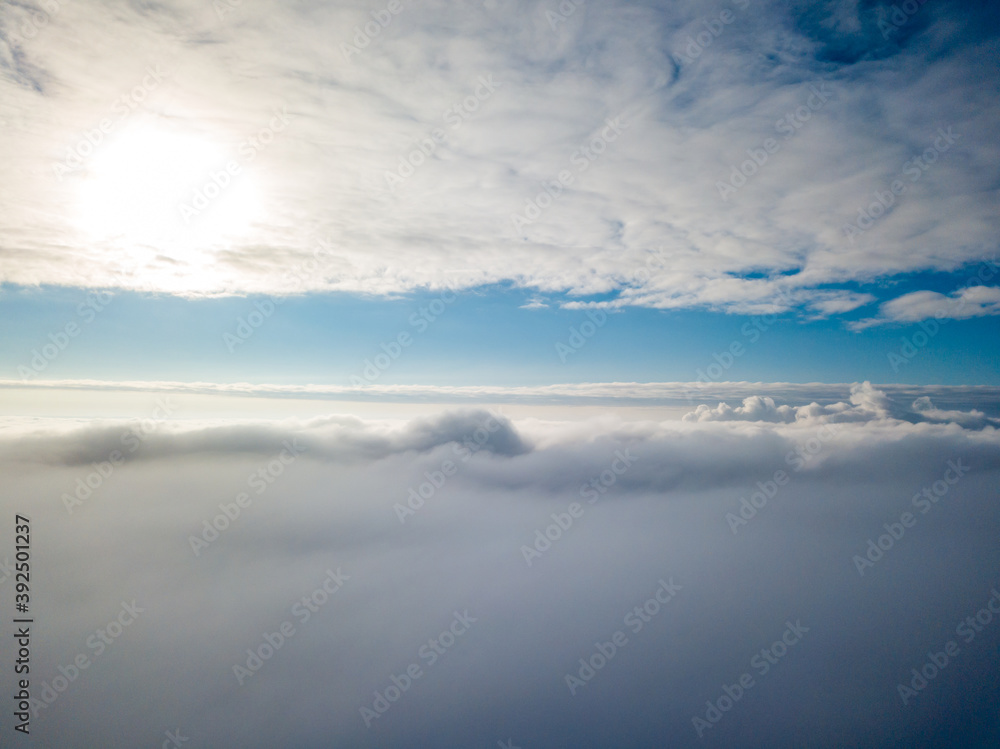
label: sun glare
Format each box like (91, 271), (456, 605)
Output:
(74, 122), (262, 260)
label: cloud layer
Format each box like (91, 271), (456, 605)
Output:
(2, 401), (999, 747)
(5, 377), (1000, 412)
(2, 0), (999, 320)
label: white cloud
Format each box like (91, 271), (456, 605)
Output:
(0, 408), (529, 466)
(4, 378), (1000, 415)
(683, 394), (798, 423)
(0, 380), (1000, 415)
(1, 0), (998, 316)
(852, 285), (1000, 329)
(683, 381), (1000, 427)
(3, 402), (1000, 746)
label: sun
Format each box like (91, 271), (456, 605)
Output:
(74, 120), (262, 262)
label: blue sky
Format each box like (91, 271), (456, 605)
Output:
(0, 0), (998, 399)
(3, 268), (998, 386)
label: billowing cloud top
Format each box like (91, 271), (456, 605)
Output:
(683, 381), (1000, 428)
(2, 0), (999, 321)
(2, 381), (997, 468)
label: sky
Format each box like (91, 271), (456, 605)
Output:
(1, 0), (1000, 747)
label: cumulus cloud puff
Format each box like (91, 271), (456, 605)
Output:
(683, 381), (1000, 427)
